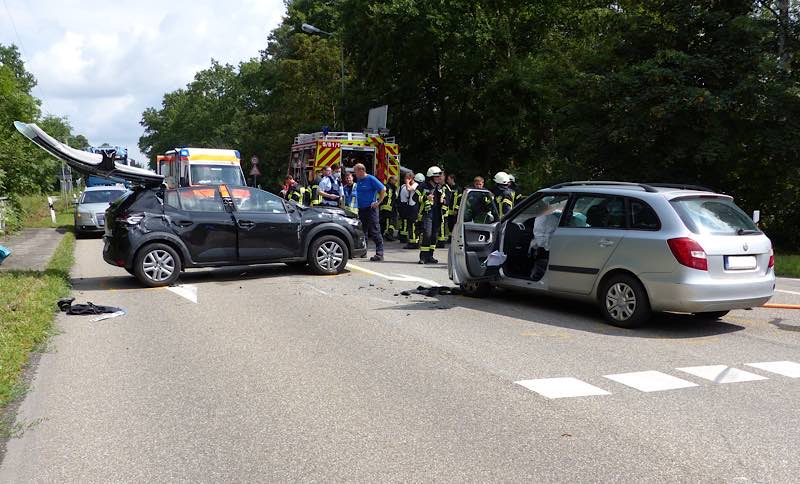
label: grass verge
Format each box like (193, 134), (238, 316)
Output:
(776, 254), (800, 279)
(0, 230), (74, 414)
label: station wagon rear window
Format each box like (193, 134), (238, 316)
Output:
(670, 196), (760, 235)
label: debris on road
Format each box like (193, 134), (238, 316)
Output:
(91, 310), (127, 322)
(0, 244), (11, 264)
(57, 297), (123, 316)
(398, 285), (462, 297)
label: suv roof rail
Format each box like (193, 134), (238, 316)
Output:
(645, 183), (715, 192)
(549, 181), (658, 193)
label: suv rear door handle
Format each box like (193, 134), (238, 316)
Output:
(599, 238), (615, 247)
(175, 220), (193, 227)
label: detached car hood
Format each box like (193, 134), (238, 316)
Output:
(14, 121), (164, 187)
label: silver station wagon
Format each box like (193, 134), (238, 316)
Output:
(449, 182), (775, 328)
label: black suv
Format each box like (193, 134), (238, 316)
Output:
(12, 121), (366, 287)
(104, 185), (367, 286)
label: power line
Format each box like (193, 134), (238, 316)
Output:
(1, 0), (28, 59)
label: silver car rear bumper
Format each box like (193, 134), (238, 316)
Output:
(642, 271), (775, 313)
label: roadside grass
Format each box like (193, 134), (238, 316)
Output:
(19, 194), (74, 229)
(0, 230), (74, 418)
(776, 254), (800, 279)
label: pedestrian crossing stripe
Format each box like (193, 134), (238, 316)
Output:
(603, 371), (698, 393)
(745, 361), (800, 378)
(676, 365), (768, 384)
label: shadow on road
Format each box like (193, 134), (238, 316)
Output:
(382, 288), (746, 339)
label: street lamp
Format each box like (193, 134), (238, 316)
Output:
(301, 23), (345, 128)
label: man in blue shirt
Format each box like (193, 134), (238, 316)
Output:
(354, 163), (386, 261)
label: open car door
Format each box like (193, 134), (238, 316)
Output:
(449, 188), (502, 285)
(14, 121), (163, 187)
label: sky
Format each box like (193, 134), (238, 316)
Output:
(1, 0), (286, 166)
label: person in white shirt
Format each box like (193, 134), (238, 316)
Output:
(398, 172), (419, 245)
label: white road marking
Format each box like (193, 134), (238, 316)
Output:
(676, 365), (769, 384)
(775, 289), (800, 296)
(348, 263), (441, 287)
(745, 361), (800, 378)
(302, 283), (331, 297)
(166, 284), (198, 303)
(515, 377), (611, 399)
(603, 371), (699, 393)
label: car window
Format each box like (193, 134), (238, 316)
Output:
(176, 187), (224, 212)
(190, 165), (246, 186)
(629, 198), (661, 231)
(670, 196), (759, 235)
(164, 190), (180, 209)
(510, 194), (569, 227)
(462, 190), (498, 224)
(567, 195), (626, 229)
(231, 187), (286, 213)
(81, 190), (126, 204)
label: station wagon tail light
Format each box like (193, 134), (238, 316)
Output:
(667, 237), (708, 271)
(768, 249), (775, 269)
(117, 212), (145, 225)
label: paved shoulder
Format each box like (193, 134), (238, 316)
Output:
(0, 228), (66, 272)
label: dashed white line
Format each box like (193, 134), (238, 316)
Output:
(515, 377), (611, 399)
(604, 371), (698, 393)
(746, 361), (800, 378)
(676, 365), (768, 384)
(348, 263), (442, 287)
(166, 284), (198, 303)
(302, 283), (331, 297)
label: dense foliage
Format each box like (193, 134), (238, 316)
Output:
(0, 44), (89, 230)
(139, 1), (799, 248)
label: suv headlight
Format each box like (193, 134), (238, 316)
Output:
(344, 217), (361, 227)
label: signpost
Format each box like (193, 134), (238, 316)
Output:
(249, 156), (260, 187)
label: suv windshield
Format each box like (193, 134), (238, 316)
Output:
(81, 190), (126, 204)
(191, 165), (245, 186)
(670, 196), (759, 235)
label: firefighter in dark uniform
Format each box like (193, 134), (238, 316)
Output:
(285, 176), (307, 205)
(309, 169), (323, 206)
(417, 166), (446, 264)
(403, 173), (425, 249)
(380, 175), (399, 241)
(492, 171), (515, 218)
(508, 173), (525, 206)
(444, 173), (461, 243)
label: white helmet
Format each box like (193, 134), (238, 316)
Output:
(494, 171), (511, 185)
(508, 174), (516, 183)
(426, 166), (443, 178)
(414, 173), (426, 183)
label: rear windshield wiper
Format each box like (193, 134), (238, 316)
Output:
(737, 228), (760, 235)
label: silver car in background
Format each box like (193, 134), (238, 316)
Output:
(449, 182), (775, 328)
(74, 185), (128, 236)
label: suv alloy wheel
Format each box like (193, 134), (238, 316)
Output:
(134, 243), (182, 287)
(308, 235), (348, 275)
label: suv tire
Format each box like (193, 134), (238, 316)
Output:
(308, 235), (348, 275)
(460, 281), (492, 298)
(600, 274), (651, 328)
(134, 243), (181, 288)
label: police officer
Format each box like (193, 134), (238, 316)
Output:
(492, 171), (514, 218)
(380, 175), (399, 241)
(342, 172), (358, 215)
(417, 166), (446, 264)
(318, 166), (343, 207)
(403, 173), (425, 249)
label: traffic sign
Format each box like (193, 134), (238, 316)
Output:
(249, 165), (261, 177)
(250, 155), (259, 165)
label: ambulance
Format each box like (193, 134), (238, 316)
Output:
(157, 148), (246, 189)
(288, 131), (400, 185)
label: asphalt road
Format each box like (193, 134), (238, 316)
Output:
(2, 238), (800, 482)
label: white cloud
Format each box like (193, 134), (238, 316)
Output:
(0, 0), (286, 165)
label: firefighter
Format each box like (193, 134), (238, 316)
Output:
(342, 172), (358, 215)
(508, 173), (525, 205)
(436, 173), (451, 248)
(397, 172), (417, 243)
(403, 173), (425, 249)
(444, 173), (461, 243)
(492, 171), (515, 218)
(285, 176), (307, 205)
(380, 175), (399, 241)
(309, 169), (323, 206)
(417, 166), (446, 264)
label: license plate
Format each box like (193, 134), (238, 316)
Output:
(96, 214), (105, 226)
(725, 255), (757, 270)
